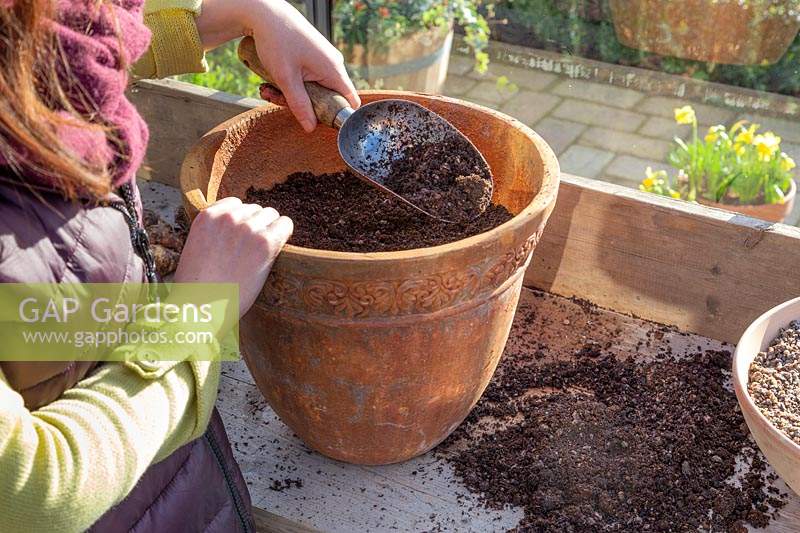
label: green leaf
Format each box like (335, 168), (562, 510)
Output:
(715, 173), (739, 202)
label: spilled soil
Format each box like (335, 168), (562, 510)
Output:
(245, 170), (512, 253)
(382, 136), (492, 223)
(437, 292), (788, 532)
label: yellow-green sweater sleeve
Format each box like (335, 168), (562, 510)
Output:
(0, 354), (220, 532)
(134, 0), (207, 79)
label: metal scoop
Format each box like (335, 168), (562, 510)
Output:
(238, 37), (492, 223)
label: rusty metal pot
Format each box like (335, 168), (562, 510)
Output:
(180, 92), (560, 464)
(609, 0), (800, 65)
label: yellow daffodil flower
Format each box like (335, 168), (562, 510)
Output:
(705, 125), (726, 143)
(670, 191), (681, 199)
(781, 153), (796, 172)
(674, 105), (696, 125)
(734, 123), (758, 145)
(753, 132), (781, 162)
(734, 143), (747, 157)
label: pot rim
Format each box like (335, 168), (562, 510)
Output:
(187, 91), (560, 264)
(733, 296), (800, 456)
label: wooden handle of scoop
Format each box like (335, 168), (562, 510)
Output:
(237, 36), (351, 128)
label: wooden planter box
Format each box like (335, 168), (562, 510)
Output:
(131, 79), (800, 532)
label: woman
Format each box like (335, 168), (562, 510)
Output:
(0, 0), (359, 531)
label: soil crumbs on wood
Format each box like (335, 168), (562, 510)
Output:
(245, 170), (511, 252)
(382, 136), (492, 223)
(437, 292), (788, 532)
(749, 320), (800, 445)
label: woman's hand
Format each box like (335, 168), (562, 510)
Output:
(173, 197), (293, 317)
(195, 0), (360, 132)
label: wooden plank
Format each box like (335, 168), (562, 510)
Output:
(128, 79), (259, 186)
(527, 173), (800, 345)
(253, 507), (317, 533)
(217, 289), (800, 532)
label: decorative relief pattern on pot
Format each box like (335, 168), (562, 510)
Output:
(262, 230), (543, 318)
(482, 232), (541, 289)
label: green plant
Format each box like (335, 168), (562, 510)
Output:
(640, 105), (796, 205)
(333, 0), (492, 73)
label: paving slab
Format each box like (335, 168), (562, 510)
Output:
(737, 113), (800, 144)
(604, 155), (673, 186)
(531, 117), (587, 156)
(636, 96), (737, 125)
(782, 142), (800, 164)
(446, 54), (475, 76)
(465, 79), (519, 105)
(552, 99), (646, 132)
(638, 116), (692, 140)
(499, 91), (561, 126)
(559, 145), (615, 178)
(468, 62), (558, 91)
(552, 78), (644, 109)
(580, 127), (673, 161)
(441, 74), (477, 97)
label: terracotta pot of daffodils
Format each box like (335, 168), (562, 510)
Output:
(609, 0), (800, 65)
(640, 105), (797, 224)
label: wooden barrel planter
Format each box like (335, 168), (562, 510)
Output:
(338, 25), (454, 93)
(609, 0), (800, 65)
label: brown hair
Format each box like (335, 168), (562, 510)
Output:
(0, 1), (114, 198)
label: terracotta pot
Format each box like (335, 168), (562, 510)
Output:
(180, 92), (559, 465)
(698, 179), (796, 224)
(734, 297), (800, 495)
(609, 0), (800, 65)
(337, 25), (453, 93)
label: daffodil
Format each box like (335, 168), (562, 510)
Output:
(734, 123), (758, 145)
(705, 125), (726, 144)
(734, 143), (747, 157)
(753, 132), (781, 162)
(781, 153), (796, 172)
(674, 105), (696, 125)
(670, 191), (681, 199)
(641, 166), (668, 191)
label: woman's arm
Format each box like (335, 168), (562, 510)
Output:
(194, 0), (359, 132)
(0, 197), (292, 533)
(0, 358), (218, 533)
(135, 0), (359, 132)
(133, 0), (206, 79)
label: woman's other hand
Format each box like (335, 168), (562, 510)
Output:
(173, 197), (293, 317)
(195, 0), (360, 132)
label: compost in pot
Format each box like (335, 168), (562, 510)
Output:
(245, 168), (512, 253)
